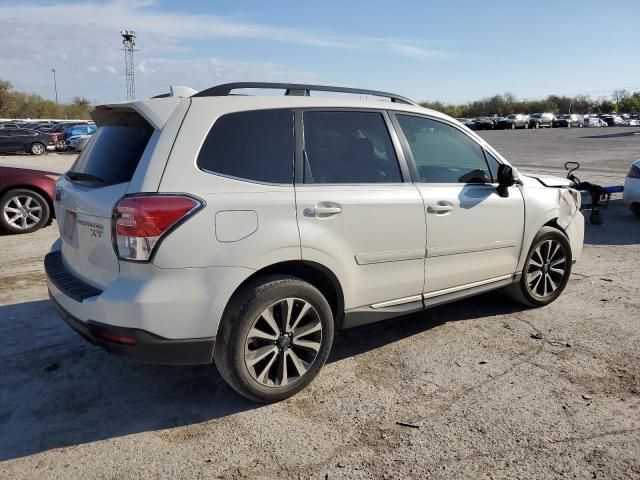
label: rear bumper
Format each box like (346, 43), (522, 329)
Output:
(49, 292), (215, 365)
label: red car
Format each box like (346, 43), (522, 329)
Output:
(0, 166), (59, 234)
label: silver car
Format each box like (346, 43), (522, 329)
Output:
(45, 82), (584, 402)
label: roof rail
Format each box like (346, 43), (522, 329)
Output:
(192, 82), (418, 105)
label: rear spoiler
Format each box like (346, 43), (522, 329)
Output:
(90, 96), (182, 130)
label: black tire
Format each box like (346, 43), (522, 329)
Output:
(630, 203), (640, 216)
(0, 188), (50, 234)
(214, 274), (335, 403)
(506, 226), (572, 307)
(534, 122), (539, 129)
(30, 142), (46, 155)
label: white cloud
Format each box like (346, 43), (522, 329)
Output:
(87, 66), (98, 73)
(104, 65), (118, 74)
(388, 43), (448, 60)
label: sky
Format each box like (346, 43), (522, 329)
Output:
(1, 0), (640, 105)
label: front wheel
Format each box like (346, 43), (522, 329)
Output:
(214, 275), (335, 403)
(506, 227), (572, 307)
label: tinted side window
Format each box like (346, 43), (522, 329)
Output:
(303, 111), (402, 184)
(396, 115), (491, 184)
(197, 109), (293, 184)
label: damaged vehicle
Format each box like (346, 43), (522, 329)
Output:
(45, 82), (585, 402)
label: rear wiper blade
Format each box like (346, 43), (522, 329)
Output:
(66, 171), (104, 183)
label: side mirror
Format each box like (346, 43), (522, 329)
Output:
(496, 164), (516, 197)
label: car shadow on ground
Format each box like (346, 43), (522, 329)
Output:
(582, 200), (639, 246)
(579, 130), (640, 139)
(0, 290), (526, 461)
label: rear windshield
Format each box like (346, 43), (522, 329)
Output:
(68, 118), (153, 186)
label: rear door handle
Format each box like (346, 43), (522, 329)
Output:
(304, 204), (342, 217)
(427, 203), (454, 214)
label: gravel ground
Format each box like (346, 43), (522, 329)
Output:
(0, 129), (639, 479)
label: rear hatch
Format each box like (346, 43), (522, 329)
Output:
(54, 106), (156, 288)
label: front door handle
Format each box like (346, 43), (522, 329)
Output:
(427, 203), (454, 214)
(304, 203), (342, 217)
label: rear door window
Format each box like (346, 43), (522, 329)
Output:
(302, 110), (402, 184)
(68, 114), (153, 186)
(197, 109), (294, 184)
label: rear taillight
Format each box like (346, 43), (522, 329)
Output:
(627, 164), (640, 179)
(113, 194), (203, 261)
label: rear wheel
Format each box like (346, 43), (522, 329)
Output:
(214, 275), (334, 403)
(30, 142), (45, 155)
(506, 226), (572, 307)
(0, 188), (50, 234)
(630, 203), (640, 215)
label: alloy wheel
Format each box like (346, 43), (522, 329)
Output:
(244, 297), (322, 387)
(31, 143), (45, 155)
(526, 239), (568, 299)
(2, 194), (43, 230)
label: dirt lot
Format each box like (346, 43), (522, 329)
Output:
(1, 129), (639, 479)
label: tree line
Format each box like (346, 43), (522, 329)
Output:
(3, 77), (640, 121)
(0, 79), (91, 120)
(420, 89), (640, 118)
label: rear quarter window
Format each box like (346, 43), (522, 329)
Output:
(196, 109), (294, 184)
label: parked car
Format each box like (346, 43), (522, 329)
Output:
(0, 123), (20, 129)
(494, 114), (530, 130)
(624, 159), (640, 215)
(467, 116), (496, 130)
(552, 114), (584, 128)
(67, 134), (92, 151)
(46, 82), (584, 402)
(622, 119), (640, 126)
(0, 166), (58, 233)
(600, 115), (624, 126)
(584, 117), (607, 127)
(0, 128), (56, 155)
(528, 113), (555, 128)
(63, 124), (97, 139)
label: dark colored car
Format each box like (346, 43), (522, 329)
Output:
(0, 128), (57, 155)
(494, 114), (530, 130)
(0, 123), (20, 129)
(467, 117), (496, 130)
(552, 114), (584, 128)
(0, 166), (59, 234)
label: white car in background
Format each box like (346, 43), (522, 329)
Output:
(67, 134), (92, 152)
(624, 159), (640, 215)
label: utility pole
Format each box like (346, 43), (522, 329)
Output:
(51, 68), (58, 104)
(121, 30), (137, 100)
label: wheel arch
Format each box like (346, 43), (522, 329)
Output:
(223, 260), (345, 329)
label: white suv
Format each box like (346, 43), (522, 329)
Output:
(45, 83), (584, 402)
